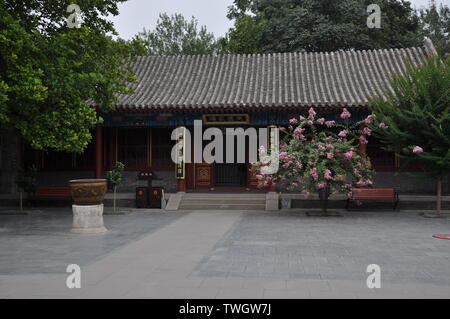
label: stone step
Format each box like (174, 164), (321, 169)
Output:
(181, 199), (265, 205)
(183, 194), (266, 199)
(179, 192), (267, 210)
(179, 203), (266, 210)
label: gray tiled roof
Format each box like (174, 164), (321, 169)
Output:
(116, 40), (436, 110)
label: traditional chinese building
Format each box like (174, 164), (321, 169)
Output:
(1, 39), (445, 202)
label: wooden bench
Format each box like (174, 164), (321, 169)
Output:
(346, 188), (399, 210)
(34, 186), (71, 200)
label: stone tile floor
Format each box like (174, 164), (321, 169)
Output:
(0, 208), (184, 275)
(192, 211), (450, 286)
(0, 208), (449, 298)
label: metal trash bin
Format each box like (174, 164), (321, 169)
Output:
(149, 187), (164, 209)
(136, 187), (148, 209)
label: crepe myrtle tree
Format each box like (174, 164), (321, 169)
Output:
(107, 162), (125, 213)
(253, 108), (374, 215)
(368, 56), (450, 216)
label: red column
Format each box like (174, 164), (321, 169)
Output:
(178, 179), (186, 192)
(269, 181), (276, 192)
(95, 126), (103, 179)
(359, 124), (367, 155)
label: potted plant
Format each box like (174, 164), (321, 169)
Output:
(106, 162), (125, 213)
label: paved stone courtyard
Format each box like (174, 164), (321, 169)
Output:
(0, 208), (450, 298)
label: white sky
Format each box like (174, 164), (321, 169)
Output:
(109, 0), (450, 40)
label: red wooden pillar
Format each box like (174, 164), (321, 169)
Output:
(269, 181), (276, 192)
(178, 179), (186, 192)
(95, 126), (103, 179)
(359, 124), (368, 155)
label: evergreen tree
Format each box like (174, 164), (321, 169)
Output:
(369, 56), (450, 216)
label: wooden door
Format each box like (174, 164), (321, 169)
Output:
(195, 163), (214, 189)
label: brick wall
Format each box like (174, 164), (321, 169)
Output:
(35, 170), (178, 193)
(0, 130), (20, 195)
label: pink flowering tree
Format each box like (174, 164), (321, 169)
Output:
(253, 107), (374, 215)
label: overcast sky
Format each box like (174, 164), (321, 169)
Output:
(109, 0), (449, 40)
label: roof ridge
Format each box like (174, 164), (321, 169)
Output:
(134, 44), (426, 60)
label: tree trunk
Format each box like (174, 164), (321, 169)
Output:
(320, 196), (328, 214)
(113, 186), (117, 213)
(19, 191), (23, 212)
(319, 186), (330, 214)
(437, 175), (443, 216)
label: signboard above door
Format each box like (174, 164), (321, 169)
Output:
(202, 114), (250, 125)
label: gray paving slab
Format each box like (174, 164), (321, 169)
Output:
(1, 208), (450, 298)
(0, 208), (184, 275)
(192, 210), (450, 288)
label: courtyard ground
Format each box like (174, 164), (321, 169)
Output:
(0, 208), (449, 299)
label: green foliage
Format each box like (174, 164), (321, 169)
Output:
(368, 57), (450, 177)
(137, 13), (222, 56)
(107, 162), (125, 187)
(15, 165), (37, 194)
(226, 16), (265, 54)
(3, 0), (126, 35)
(0, 1), (143, 153)
(226, 0), (422, 53)
(419, 1), (450, 58)
(0, 8), (48, 126)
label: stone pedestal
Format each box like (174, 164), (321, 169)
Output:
(266, 192), (280, 211)
(71, 204), (107, 234)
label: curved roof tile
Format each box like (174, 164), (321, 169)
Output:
(114, 42), (434, 110)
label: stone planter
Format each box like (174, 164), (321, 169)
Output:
(69, 179), (108, 234)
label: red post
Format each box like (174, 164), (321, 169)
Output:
(178, 179), (186, 193)
(359, 124), (367, 155)
(269, 182), (276, 193)
(95, 126), (103, 179)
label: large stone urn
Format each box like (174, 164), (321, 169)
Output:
(69, 179), (108, 234)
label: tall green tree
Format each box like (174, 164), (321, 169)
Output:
(368, 57), (450, 216)
(226, 15), (265, 54)
(420, 0), (450, 58)
(226, 0), (422, 54)
(137, 13), (223, 56)
(0, 0), (143, 153)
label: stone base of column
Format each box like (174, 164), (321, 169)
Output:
(266, 192), (280, 211)
(71, 204), (107, 234)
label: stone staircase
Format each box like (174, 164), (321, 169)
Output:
(178, 193), (267, 211)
